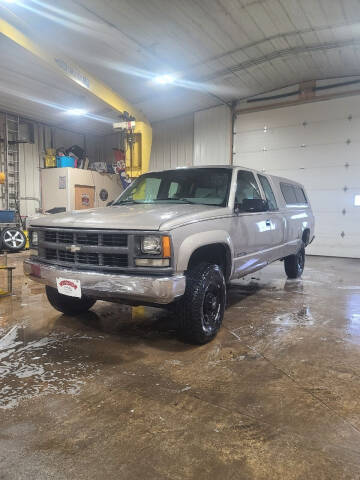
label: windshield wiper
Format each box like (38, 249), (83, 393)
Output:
(114, 199), (141, 205)
(159, 197), (198, 204)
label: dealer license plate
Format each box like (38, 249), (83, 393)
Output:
(56, 277), (82, 298)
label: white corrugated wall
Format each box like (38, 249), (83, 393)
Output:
(150, 105), (232, 171)
(194, 105), (232, 166)
(150, 114), (194, 171)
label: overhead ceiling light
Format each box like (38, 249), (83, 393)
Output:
(65, 108), (87, 116)
(153, 74), (175, 85)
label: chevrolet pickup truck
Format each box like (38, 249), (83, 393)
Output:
(25, 166), (314, 344)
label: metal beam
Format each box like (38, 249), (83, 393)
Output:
(0, 17), (152, 175)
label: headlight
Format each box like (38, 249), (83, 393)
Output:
(31, 231), (38, 247)
(141, 236), (162, 255)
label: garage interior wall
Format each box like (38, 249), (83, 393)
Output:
(149, 104), (232, 171)
(150, 114), (194, 171)
(0, 116), (105, 219)
(234, 94), (360, 259)
(194, 104), (232, 166)
(102, 133), (120, 166)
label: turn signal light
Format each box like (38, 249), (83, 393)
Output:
(162, 236), (171, 258)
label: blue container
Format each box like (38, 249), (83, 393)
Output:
(0, 210), (15, 223)
(56, 156), (75, 168)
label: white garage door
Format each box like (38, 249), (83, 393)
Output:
(233, 95), (360, 258)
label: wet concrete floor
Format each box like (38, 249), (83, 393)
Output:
(1, 252), (360, 479)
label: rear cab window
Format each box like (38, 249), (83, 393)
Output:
(280, 182), (308, 207)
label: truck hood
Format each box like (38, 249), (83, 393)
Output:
(30, 204), (230, 231)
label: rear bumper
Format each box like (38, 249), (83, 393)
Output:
(24, 259), (186, 305)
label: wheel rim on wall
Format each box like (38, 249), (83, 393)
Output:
(3, 229), (25, 249)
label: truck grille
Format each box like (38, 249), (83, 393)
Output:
(44, 230), (127, 247)
(38, 228), (129, 272)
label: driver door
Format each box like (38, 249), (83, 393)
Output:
(230, 170), (273, 278)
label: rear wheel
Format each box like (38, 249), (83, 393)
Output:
(46, 286), (96, 315)
(284, 243), (305, 279)
(1, 228), (26, 252)
(178, 263), (226, 344)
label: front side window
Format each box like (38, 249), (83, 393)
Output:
(113, 168), (232, 207)
(258, 174), (278, 211)
(235, 171), (261, 209)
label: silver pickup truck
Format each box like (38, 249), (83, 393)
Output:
(25, 166), (314, 344)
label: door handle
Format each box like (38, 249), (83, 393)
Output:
(266, 219), (271, 227)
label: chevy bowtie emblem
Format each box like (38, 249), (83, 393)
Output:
(67, 245), (81, 253)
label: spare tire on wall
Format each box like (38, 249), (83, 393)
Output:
(1, 228), (26, 252)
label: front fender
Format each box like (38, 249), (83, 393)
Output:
(176, 230), (234, 273)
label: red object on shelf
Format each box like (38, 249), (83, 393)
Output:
(113, 149), (125, 162)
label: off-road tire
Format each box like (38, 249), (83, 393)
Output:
(284, 243), (305, 279)
(178, 263), (226, 344)
(46, 286), (96, 315)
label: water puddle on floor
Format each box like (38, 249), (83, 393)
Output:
(271, 306), (314, 327)
(0, 324), (99, 409)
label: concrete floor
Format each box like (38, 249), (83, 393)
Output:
(1, 253), (360, 479)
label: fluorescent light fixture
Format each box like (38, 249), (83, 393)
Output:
(354, 194), (360, 206)
(154, 74), (175, 85)
(66, 108), (87, 116)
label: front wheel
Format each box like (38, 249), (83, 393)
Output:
(284, 243), (305, 279)
(178, 263), (226, 344)
(46, 286), (96, 315)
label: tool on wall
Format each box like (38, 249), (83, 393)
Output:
(113, 111), (142, 183)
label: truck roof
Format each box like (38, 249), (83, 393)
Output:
(148, 164), (305, 188)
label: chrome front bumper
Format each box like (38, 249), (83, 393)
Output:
(24, 259), (186, 305)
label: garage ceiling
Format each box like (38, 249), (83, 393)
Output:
(1, 0), (360, 132)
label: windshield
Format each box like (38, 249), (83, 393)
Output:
(113, 168), (232, 207)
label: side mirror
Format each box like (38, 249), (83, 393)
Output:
(237, 198), (269, 213)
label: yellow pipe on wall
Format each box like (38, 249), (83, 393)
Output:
(0, 18), (152, 175)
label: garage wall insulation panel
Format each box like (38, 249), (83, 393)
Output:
(194, 105), (231, 166)
(150, 114), (194, 171)
(233, 95), (360, 258)
(54, 129), (85, 150)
